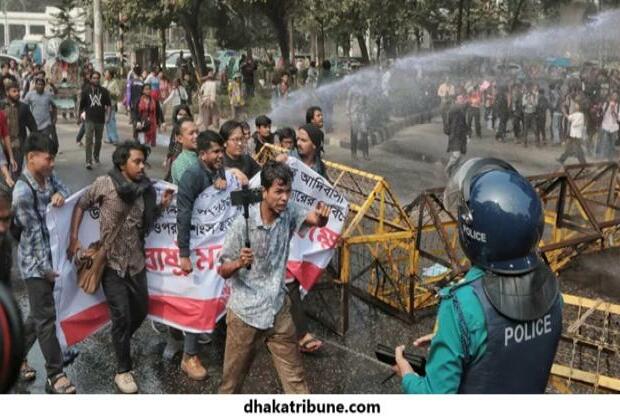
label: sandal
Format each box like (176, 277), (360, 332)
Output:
(299, 335), (323, 353)
(20, 361), (36, 381)
(45, 372), (77, 394)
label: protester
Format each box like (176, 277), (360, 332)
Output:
(198, 70), (219, 130)
(164, 104), (193, 180)
(13, 133), (75, 393)
(221, 120), (260, 181)
(227, 73), (245, 120)
(128, 65), (145, 140)
(252, 115), (274, 154)
(596, 91), (619, 161)
(78, 71), (111, 169)
(68, 141), (173, 393)
(4, 82), (37, 177)
(557, 101), (587, 165)
(276, 127), (296, 150)
(494, 85), (510, 142)
(102, 69), (123, 145)
(467, 85), (482, 139)
(317, 60), (335, 133)
(240, 52), (258, 98)
(445, 94), (469, 175)
(535, 88), (550, 147)
(163, 78), (189, 112)
(0, 141), (13, 189)
(168, 129), (227, 381)
(170, 118), (199, 185)
(306, 61), (319, 89)
(346, 84), (370, 160)
(305, 106), (324, 130)
(511, 84), (524, 141)
(24, 78), (58, 155)
(240, 121), (254, 156)
(437, 76), (455, 134)
(521, 83), (538, 147)
(144, 67), (161, 102)
(0, 63), (18, 100)
(134, 84), (163, 147)
(218, 160), (331, 393)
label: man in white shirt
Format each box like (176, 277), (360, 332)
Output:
(596, 92), (619, 161)
(438, 76), (456, 133)
(557, 101), (586, 165)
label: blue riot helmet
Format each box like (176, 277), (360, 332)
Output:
(445, 158), (545, 275)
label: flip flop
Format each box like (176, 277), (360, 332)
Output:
(299, 336), (323, 353)
(20, 362), (36, 381)
(45, 373), (77, 394)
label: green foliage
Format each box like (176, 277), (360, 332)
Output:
(49, 0), (87, 47)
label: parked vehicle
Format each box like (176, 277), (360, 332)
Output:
(165, 50), (216, 73)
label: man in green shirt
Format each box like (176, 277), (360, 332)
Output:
(171, 118), (199, 185)
(394, 158), (563, 394)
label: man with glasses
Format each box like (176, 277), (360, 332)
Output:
(220, 120), (260, 182)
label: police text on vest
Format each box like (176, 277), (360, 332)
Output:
(504, 314), (552, 346)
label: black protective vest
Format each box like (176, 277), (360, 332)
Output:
(457, 268), (563, 394)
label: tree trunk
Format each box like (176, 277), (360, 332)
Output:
(455, 4), (463, 44)
(356, 34), (369, 64)
(510, 0), (527, 33)
(318, 22), (325, 65)
(258, 1), (290, 64)
(159, 27), (167, 69)
(178, 8), (207, 77)
(342, 36), (351, 57)
(466, 0), (471, 40)
(288, 17), (294, 63)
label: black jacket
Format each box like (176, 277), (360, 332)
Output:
(3, 100), (37, 143)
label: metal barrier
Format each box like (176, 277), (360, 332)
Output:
(256, 146), (620, 391)
(550, 294), (620, 393)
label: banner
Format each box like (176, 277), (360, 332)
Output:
(48, 160), (347, 348)
(250, 157), (349, 292)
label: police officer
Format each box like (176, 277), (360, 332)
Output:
(393, 158), (563, 393)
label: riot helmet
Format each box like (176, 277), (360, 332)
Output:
(444, 158), (545, 275)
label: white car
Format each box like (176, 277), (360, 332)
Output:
(166, 50), (216, 72)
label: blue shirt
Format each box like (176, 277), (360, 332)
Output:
(220, 202), (307, 330)
(12, 169), (69, 279)
(401, 267), (488, 393)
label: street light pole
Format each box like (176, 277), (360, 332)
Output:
(3, 0), (8, 49)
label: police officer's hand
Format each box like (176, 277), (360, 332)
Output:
(392, 345), (415, 378)
(413, 333), (435, 348)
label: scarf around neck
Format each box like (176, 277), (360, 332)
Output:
(108, 168), (157, 236)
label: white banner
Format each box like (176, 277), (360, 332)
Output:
(250, 157), (348, 292)
(48, 160), (347, 348)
